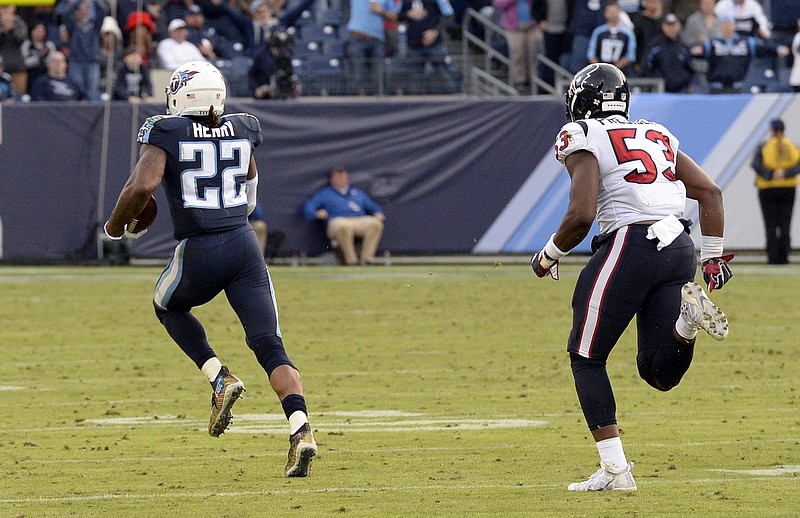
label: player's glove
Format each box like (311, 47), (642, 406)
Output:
(531, 234), (568, 281)
(103, 221), (148, 241)
(701, 253), (734, 292)
(531, 250), (560, 280)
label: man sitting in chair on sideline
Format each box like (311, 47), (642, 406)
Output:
(302, 167), (385, 265)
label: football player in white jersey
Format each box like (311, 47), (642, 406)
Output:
(531, 63), (734, 491)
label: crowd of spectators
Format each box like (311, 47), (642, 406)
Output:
(480, 0), (797, 94)
(0, 0), (797, 102)
(1, 0), (274, 102)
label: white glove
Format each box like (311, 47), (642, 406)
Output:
(104, 221), (148, 240)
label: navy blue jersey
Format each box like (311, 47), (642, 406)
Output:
(137, 113), (263, 240)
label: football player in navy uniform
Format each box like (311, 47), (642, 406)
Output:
(531, 63), (734, 491)
(104, 61), (316, 478)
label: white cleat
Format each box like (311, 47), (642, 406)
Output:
(568, 461), (637, 492)
(681, 281), (729, 341)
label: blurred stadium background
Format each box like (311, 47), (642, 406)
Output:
(0, 1), (798, 265)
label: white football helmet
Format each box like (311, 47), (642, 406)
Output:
(165, 60), (226, 117)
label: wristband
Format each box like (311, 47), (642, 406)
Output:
(246, 177), (258, 215)
(104, 221), (122, 241)
(700, 235), (724, 262)
(543, 233), (568, 261)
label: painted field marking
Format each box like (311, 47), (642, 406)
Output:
(710, 466), (800, 476)
(3, 476), (799, 505)
(1, 445), (530, 466)
(0, 385), (24, 391)
(82, 410), (548, 435)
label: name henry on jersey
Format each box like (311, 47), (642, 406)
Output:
(193, 121), (235, 139)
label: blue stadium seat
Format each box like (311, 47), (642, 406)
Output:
(297, 23), (340, 45)
(294, 40), (324, 59)
(215, 56), (254, 97)
(744, 56), (780, 93)
(316, 7), (342, 27)
(322, 39), (345, 59)
(295, 9), (315, 27)
(298, 55), (347, 95)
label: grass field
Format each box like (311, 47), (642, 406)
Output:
(2, 263), (798, 517)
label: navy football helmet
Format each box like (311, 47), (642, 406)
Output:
(565, 63), (630, 122)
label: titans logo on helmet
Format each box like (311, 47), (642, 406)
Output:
(169, 70), (199, 95)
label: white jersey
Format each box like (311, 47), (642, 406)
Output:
(554, 115), (686, 235)
(714, 0), (770, 39)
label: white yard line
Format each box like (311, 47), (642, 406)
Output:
(3, 475), (798, 505)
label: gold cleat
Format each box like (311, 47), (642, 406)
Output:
(284, 426), (317, 477)
(208, 366), (245, 437)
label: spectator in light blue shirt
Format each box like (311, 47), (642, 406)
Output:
(346, 0), (401, 94)
(302, 167), (386, 265)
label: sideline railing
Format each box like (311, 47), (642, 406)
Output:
(461, 7), (572, 96)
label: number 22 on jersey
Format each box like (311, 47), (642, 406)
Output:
(179, 140), (251, 209)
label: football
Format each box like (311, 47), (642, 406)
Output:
(127, 195), (158, 234)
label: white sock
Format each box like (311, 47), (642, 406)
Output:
(596, 437), (628, 471)
(288, 410), (309, 435)
(201, 357), (223, 383)
(675, 314), (699, 341)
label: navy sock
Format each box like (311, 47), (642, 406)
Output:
(281, 393), (307, 420)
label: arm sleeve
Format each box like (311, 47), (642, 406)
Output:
(112, 66), (128, 100)
(586, 28), (599, 60)
(141, 67), (153, 97)
(785, 144), (800, 177)
(246, 177), (258, 215)
(361, 192), (383, 215)
(301, 191), (323, 221)
(624, 28), (637, 62)
(751, 144), (771, 180)
(435, 0), (454, 17)
(29, 77), (46, 101)
(21, 41), (38, 68)
(644, 45), (658, 73)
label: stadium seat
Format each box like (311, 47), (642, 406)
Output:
(297, 23), (339, 45)
(298, 55), (347, 95)
(215, 56), (254, 97)
(294, 40), (324, 59)
(293, 9), (315, 29)
(322, 39), (345, 59)
(744, 56), (780, 93)
(316, 7), (342, 27)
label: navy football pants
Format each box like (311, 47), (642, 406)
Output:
(153, 225), (290, 374)
(568, 225), (697, 429)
